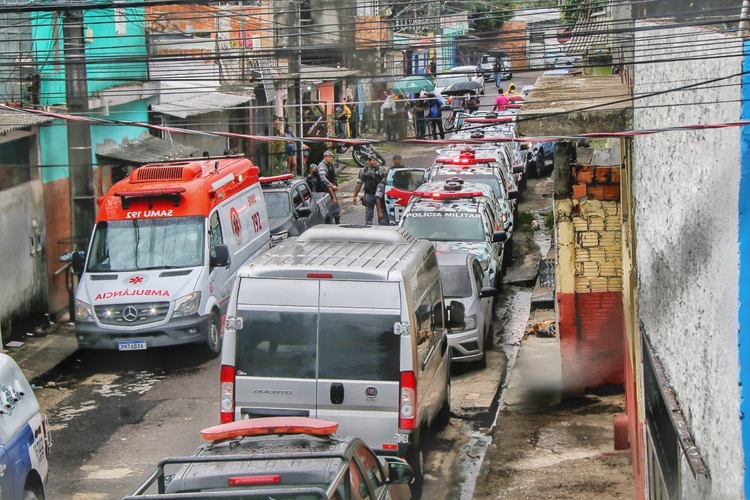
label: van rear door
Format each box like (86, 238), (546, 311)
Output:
(316, 281), (402, 452)
(233, 278), (319, 418)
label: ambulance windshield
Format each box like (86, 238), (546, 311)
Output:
(86, 216), (205, 272)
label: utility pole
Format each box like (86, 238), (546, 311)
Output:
(63, 10), (95, 248)
(287, 0), (303, 176)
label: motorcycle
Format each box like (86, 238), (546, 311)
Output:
(351, 138), (386, 167)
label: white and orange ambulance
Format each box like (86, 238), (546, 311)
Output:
(73, 156), (270, 356)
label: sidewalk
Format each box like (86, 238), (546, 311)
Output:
(2, 321), (78, 383)
(472, 304), (636, 499)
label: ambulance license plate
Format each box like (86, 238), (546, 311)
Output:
(118, 340), (147, 351)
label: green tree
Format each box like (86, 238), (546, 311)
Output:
(448, 0), (516, 33)
(560, 0), (607, 26)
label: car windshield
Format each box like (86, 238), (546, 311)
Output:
(86, 216), (205, 272)
(401, 212), (485, 241)
(264, 191), (292, 219)
(436, 75), (467, 88)
(389, 169), (427, 191)
(439, 264), (473, 298)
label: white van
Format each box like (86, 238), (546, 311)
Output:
(219, 225), (453, 492)
(0, 354), (51, 500)
(74, 156), (271, 356)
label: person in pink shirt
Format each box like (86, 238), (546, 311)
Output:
(493, 88), (509, 111)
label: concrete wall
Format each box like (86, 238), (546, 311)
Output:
(0, 176), (47, 330)
(633, 23), (743, 498)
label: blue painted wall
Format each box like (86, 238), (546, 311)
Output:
(739, 39), (750, 499)
(31, 4), (148, 106)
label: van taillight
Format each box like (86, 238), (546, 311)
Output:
(220, 365), (235, 423)
(399, 371), (417, 430)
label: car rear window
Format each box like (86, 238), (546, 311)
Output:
(319, 313), (401, 381)
(439, 264), (473, 298)
(432, 173), (503, 199)
(235, 309), (318, 379)
(390, 169), (427, 191)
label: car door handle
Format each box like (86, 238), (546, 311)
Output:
(330, 383), (344, 404)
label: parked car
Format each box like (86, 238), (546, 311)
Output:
(479, 51), (512, 81)
(384, 167), (430, 225)
(448, 65), (485, 94)
(434, 73), (475, 97)
(123, 417), (413, 500)
(0, 353), (52, 500)
(520, 85), (534, 99)
(259, 173), (334, 245)
(524, 139), (556, 178)
(437, 252), (495, 368)
(399, 179), (508, 291)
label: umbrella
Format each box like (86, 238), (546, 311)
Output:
(442, 80), (483, 95)
(392, 75), (434, 96)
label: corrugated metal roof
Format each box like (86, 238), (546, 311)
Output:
(512, 8), (562, 23)
(96, 135), (199, 165)
(565, 13), (610, 57)
(0, 110), (52, 134)
(151, 92), (252, 119)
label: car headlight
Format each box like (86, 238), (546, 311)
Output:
(172, 292), (201, 318)
(76, 300), (96, 322)
(464, 315), (477, 331)
(479, 258), (489, 271)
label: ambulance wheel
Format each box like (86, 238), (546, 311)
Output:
(206, 312), (222, 358)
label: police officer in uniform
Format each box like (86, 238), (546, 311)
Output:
(352, 154), (388, 225)
(305, 163), (338, 223)
(317, 150), (340, 224)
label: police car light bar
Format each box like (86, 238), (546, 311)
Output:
(465, 117), (513, 123)
(412, 190), (484, 200)
(259, 173), (295, 183)
(435, 156), (494, 165)
(201, 417), (339, 441)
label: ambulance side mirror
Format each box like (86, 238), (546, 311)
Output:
(211, 244), (231, 268)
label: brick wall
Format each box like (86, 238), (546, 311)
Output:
(556, 155), (624, 392)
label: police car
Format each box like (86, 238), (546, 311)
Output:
(429, 150), (519, 237)
(124, 417), (413, 500)
(399, 179), (509, 290)
(0, 354), (51, 500)
(453, 124), (529, 186)
(383, 167), (430, 225)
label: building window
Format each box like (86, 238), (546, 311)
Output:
(530, 30), (544, 44)
(0, 138), (32, 191)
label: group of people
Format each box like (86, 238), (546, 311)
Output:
(492, 83), (519, 112)
(379, 90), (447, 141)
(304, 150), (406, 226)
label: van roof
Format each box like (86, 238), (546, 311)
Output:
(239, 226), (433, 281)
(96, 157), (260, 221)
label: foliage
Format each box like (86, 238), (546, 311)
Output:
(448, 0), (516, 33)
(560, 0), (607, 26)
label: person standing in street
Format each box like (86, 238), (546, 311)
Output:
(374, 177), (390, 225)
(284, 124), (297, 174)
(347, 96), (359, 138)
(427, 92), (445, 140)
(493, 89), (509, 112)
(493, 58), (504, 87)
(317, 150), (340, 224)
(414, 91), (428, 139)
(305, 163), (338, 222)
(352, 154), (388, 225)
(391, 152), (404, 168)
(381, 93), (397, 141)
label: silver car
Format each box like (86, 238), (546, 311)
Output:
(438, 252), (495, 368)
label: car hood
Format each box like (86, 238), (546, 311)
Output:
(432, 241), (493, 263)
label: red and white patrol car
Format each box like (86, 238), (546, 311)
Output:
(74, 156), (271, 356)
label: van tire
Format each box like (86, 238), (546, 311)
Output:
(206, 312), (222, 358)
(407, 438), (424, 499)
(435, 379), (451, 429)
